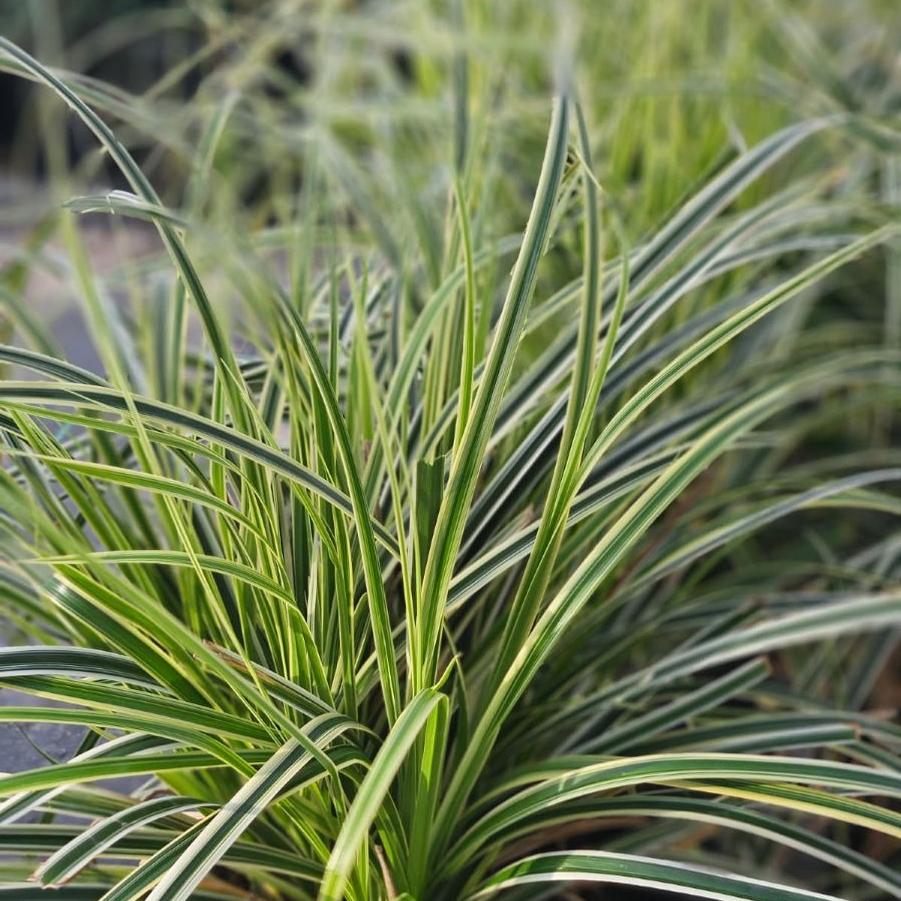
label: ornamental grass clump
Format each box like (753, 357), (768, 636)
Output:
(0, 2), (899, 899)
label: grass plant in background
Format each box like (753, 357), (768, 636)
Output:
(0, 1), (900, 899)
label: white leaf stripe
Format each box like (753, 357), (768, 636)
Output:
(448, 752), (901, 871)
(413, 94), (571, 689)
(36, 796), (210, 886)
(318, 691), (443, 901)
(491, 795), (901, 898)
(146, 714), (349, 901)
(469, 850), (843, 900)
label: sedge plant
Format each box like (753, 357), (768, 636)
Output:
(0, 2), (900, 900)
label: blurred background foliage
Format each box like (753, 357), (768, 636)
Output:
(2, 0), (898, 225)
(2, 0), (900, 394)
